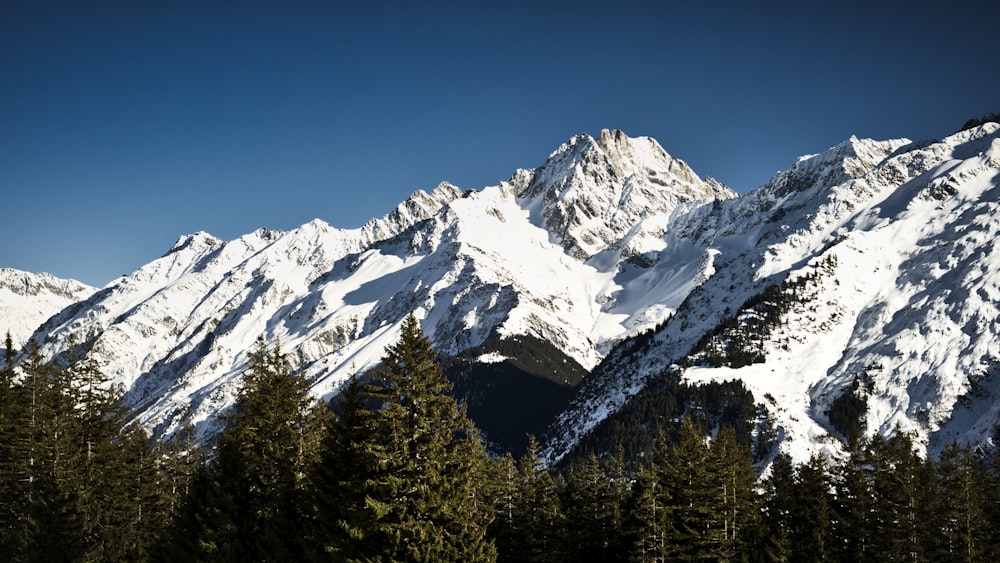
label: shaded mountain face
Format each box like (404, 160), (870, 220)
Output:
(9, 122), (1000, 465)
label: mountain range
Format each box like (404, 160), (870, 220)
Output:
(5, 119), (1000, 466)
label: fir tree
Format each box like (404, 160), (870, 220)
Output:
(562, 453), (619, 562)
(0, 337), (177, 561)
(792, 454), (834, 562)
(760, 453), (796, 562)
(163, 336), (328, 560)
(868, 432), (934, 561)
(933, 442), (986, 561)
(661, 417), (726, 561)
(709, 425), (759, 559)
(832, 430), (875, 562)
(485, 453), (520, 563)
(510, 436), (564, 563)
(624, 447), (669, 563)
(309, 375), (373, 561)
(312, 313), (495, 562)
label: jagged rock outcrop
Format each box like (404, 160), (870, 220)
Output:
(0, 268), (95, 346)
(8, 122), (1000, 467)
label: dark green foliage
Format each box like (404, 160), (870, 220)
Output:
(161, 336), (329, 561)
(504, 436), (566, 562)
(0, 337), (190, 562)
(561, 453), (620, 562)
(934, 442), (987, 561)
(762, 453), (834, 562)
(685, 255), (838, 370)
(8, 307), (1000, 562)
(312, 313), (496, 562)
(562, 368), (761, 466)
(827, 375), (868, 438)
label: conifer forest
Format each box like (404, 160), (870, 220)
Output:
(2, 316), (999, 562)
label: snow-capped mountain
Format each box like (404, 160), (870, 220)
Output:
(543, 121), (1000, 464)
(0, 268), (95, 347)
(18, 130), (734, 444)
(9, 121), (1000, 467)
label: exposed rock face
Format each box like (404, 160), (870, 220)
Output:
(8, 122), (1000, 467)
(520, 129), (736, 260)
(0, 268), (95, 346)
(13, 130), (733, 441)
(544, 123), (1000, 464)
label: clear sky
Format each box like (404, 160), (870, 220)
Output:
(2, 0), (996, 288)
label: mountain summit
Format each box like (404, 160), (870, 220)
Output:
(8, 123), (1000, 465)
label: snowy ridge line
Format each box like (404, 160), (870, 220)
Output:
(13, 129), (733, 445)
(7, 122), (1000, 467)
(542, 122), (1000, 465)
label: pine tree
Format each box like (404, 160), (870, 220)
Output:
(661, 417), (726, 561)
(868, 432), (934, 561)
(510, 435), (564, 563)
(485, 453), (520, 563)
(163, 336), (328, 560)
(760, 453), (795, 562)
(3, 340), (82, 561)
(791, 454), (834, 562)
(312, 313), (496, 562)
(0, 336), (177, 561)
(309, 375), (372, 561)
(0, 332), (17, 556)
(709, 425), (759, 560)
(933, 442), (986, 561)
(832, 430), (875, 562)
(561, 453), (619, 562)
(624, 456), (668, 563)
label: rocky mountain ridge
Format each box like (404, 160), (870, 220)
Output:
(11, 129), (734, 448)
(6, 122), (1000, 466)
(0, 268), (95, 346)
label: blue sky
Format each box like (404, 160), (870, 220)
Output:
(2, 0), (996, 287)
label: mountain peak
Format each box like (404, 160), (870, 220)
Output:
(520, 130), (736, 260)
(0, 268), (95, 347)
(168, 231), (223, 254)
(596, 128), (628, 149)
(12, 124), (1000, 468)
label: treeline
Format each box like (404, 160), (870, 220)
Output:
(0, 334), (198, 561)
(4, 320), (1000, 561)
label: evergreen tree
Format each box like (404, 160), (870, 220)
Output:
(561, 453), (620, 562)
(0, 337), (178, 561)
(485, 453), (520, 563)
(708, 425), (759, 560)
(660, 417), (726, 561)
(0, 332), (17, 555)
(312, 313), (495, 562)
(760, 453), (795, 562)
(933, 442), (986, 562)
(832, 430), (875, 562)
(509, 436), (564, 563)
(867, 432), (934, 561)
(623, 446), (669, 563)
(2, 340), (82, 561)
(791, 454), (834, 562)
(163, 336), (328, 560)
(309, 375), (373, 561)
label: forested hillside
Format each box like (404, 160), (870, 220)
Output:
(4, 323), (999, 562)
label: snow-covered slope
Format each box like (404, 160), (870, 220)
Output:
(544, 122), (1000, 464)
(19, 129), (735, 441)
(10, 121), (1000, 467)
(0, 268), (95, 347)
